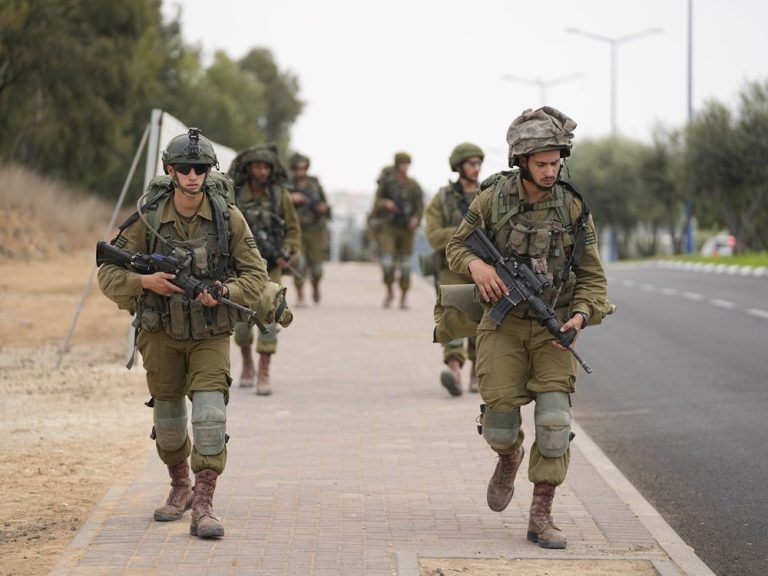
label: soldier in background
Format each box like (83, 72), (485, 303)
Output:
(229, 144), (301, 395)
(446, 107), (608, 549)
(98, 129), (269, 539)
(289, 152), (331, 306)
(425, 143), (484, 396)
(370, 152), (424, 309)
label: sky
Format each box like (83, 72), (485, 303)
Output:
(163, 0), (768, 196)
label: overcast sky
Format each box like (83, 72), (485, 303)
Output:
(164, 0), (768, 196)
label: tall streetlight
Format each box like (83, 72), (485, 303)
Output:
(566, 27), (662, 135)
(500, 73), (583, 106)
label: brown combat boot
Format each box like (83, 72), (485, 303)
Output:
(469, 361), (479, 393)
(527, 482), (567, 549)
(190, 469), (225, 538)
(383, 284), (394, 308)
(440, 357), (463, 397)
(311, 277), (321, 304)
(486, 446), (525, 512)
(239, 345), (255, 388)
(153, 459), (194, 521)
(256, 353), (272, 396)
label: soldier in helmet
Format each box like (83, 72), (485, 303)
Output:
(288, 152), (331, 306)
(446, 107), (608, 549)
(371, 151), (425, 308)
(98, 128), (269, 539)
(425, 143), (485, 396)
(228, 144), (301, 395)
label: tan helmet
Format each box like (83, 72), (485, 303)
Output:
(449, 142), (484, 171)
(394, 151), (412, 165)
(506, 106), (576, 166)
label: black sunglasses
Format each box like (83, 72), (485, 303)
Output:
(175, 164), (209, 176)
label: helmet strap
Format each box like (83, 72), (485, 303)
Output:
(172, 174), (207, 197)
(519, 158), (559, 193)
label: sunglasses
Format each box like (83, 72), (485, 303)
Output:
(174, 164), (209, 176)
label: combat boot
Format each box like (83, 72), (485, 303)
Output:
(469, 361), (479, 393)
(311, 277), (321, 304)
(487, 446), (525, 512)
(527, 482), (567, 549)
(153, 459), (193, 521)
(383, 285), (394, 308)
(239, 346), (255, 388)
(440, 357), (463, 396)
(190, 469), (225, 538)
(295, 284), (306, 307)
(256, 353), (272, 396)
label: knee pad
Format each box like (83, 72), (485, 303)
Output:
(534, 392), (572, 458)
(153, 398), (188, 451)
(398, 256), (412, 277)
(233, 321), (253, 346)
(482, 406), (521, 452)
(191, 391), (226, 456)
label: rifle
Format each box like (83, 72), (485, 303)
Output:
(384, 188), (413, 227)
(96, 240), (268, 334)
(464, 228), (592, 374)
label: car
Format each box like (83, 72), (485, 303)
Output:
(700, 233), (736, 257)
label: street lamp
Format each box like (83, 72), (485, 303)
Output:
(500, 73), (583, 106)
(566, 27), (662, 135)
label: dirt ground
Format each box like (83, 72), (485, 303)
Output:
(0, 249), (150, 576)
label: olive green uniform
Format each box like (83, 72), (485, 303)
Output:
(373, 171), (424, 290)
(234, 181), (301, 354)
(98, 193), (269, 475)
(446, 172), (607, 486)
(425, 181), (477, 365)
(292, 175), (330, 288)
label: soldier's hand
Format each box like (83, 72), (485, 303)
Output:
(468, 259), (508, 302)
(290, 192), (307, 205)
(407, 216), (418, 231)
(551, 315), (583, 351)
(383, 199), (399, 212)
(276, 257), (290, 270)
(140, 272), (184, 297)
(316, 202), (329, 214)
(198, 282), (227, 308)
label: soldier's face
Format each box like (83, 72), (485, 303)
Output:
(460, 157), (483, 183)
(396, 161), (410, 177)
(248, 161), (272, 184)
(525, 150), (561, 189)
(168, 164), (209, 192)
(292, 162), (308, 180)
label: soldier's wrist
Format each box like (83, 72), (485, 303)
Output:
(571, 311), (589, 327)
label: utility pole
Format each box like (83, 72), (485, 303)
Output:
(500, 73), (583, 106)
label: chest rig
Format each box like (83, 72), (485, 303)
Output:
(440, 182), (473, 228)
(237, 184), (285, 266)
(116, 181), (240, 340)
(486, 172), (589, 312)
(294, 177), (324, 228)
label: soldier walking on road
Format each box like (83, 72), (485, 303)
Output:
(98, 129), (269, 539)
(446, 107), (608, 549)
(370, 152), (424, 309)
(229, 144), (301, 395)
(288, 152), (331, 306)
(425, 143), (484, 396)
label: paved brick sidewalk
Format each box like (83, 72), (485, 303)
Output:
(52, 263), (715, 576)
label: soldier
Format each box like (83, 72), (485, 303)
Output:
(446, 107), (608, 549)
(371, 151), (424, 309)
(425, 143), (484, 396)
(98, 129), (269, 539)
(228, 144), (301, 395)
(289, 152), (331, 306)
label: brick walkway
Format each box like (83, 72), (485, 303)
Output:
(52, 263), (715, 575)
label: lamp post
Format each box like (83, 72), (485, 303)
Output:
(565, 27), (662, 135)
(500, 73), (583, 106)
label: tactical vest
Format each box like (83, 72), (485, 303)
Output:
(381, 177), (418, 228)
(237, 183), (285, 267)
(114, 175), (242, 340)
(483, 171), (588, 314)
(293, 177), (325, 228)
(439, 181), (474, 228)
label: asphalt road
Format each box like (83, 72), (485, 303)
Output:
(572, 264), (768, 576)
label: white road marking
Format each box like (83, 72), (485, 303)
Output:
(640, 283), (657, 292)
(710, 299), (736, 309)
(683, 291), (704, 301)
(660, 287), (678, 296)
(747, 308), (768, 320)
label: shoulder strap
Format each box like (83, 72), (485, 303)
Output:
(557, 179), (591, 267)
(491, 175), (518, 235)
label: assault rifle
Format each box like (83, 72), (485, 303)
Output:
(96, 240), (267, 334)
(464, 228), (592, 374)
(385, 190), (413, 228)
(251, 229), (304, 280)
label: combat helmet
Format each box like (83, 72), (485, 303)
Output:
(228, 143), (288, 186)
(449, 142), (484, 171)
(162, 128), (218, 171)
(506, 106), (576, 167)
(290, 152), (311, 169)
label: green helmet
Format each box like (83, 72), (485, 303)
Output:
(162, 128), (218, 168)
(506, 106), (576, 166)
(290, 152), (310, 168)
(227, 143), (288, 185)
(449, 142), (484, 171)
(394, 151), (412, 165)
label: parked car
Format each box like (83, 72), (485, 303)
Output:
(700, 233), (736, 257)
